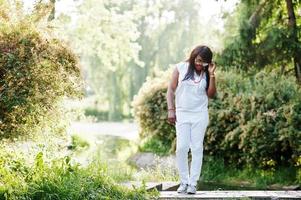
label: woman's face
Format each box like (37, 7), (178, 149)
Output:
(194, 55), (208, 71)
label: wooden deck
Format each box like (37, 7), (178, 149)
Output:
(158, 190), (301, 199)
(120, 181), (301, 199)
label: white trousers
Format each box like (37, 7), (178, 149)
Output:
(175, 111), (209, 186)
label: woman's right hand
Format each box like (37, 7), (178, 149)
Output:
(167, 110), (176, 125)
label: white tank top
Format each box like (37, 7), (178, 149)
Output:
(175, 61), (208, 113)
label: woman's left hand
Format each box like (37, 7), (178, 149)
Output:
(208, 61), (216, 74)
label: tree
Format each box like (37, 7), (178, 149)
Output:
(55, 0), (215, 120)
(285, 0), (301, 83)
(48, 0), (55, 21)
(217, 0), (301, 83)
(56, 0), (143, 120)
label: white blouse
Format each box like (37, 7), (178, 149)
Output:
(175, 61), (208, 113)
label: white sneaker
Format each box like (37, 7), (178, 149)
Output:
(177, 183), (188, 193)
(187, 184), (196, 194)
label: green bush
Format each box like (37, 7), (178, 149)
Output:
(84, 107), (109, 121)
(0, 22), (84, 139)
(132, 68), (301, 170)
(132, 68), (175, 154)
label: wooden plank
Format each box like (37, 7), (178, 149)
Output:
(161, 181), (180, 191)
(119, 181), (162, 191)
(159, 190), (301, 199)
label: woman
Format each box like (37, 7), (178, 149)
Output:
(166, 45), (217, 194)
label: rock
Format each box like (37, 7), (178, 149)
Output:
(127, 152), (177, 170)
(127, 152), (158, 169)
(282, 185), (300, 190)
(268, 183), (283, 190)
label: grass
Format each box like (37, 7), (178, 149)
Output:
(0, 133), (159, 200)
(68, 134), (90, 151)
(132, 163), (179, 183)
(0, 150), (159, 200)
(199, 155), (299, 190)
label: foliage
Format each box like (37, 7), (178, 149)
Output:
(0, 21), (83, 139)
(199, 155), (299, 189)
(55, 0), (143, 120)
(69, 134), (90, 152)
(206, 70), (301, 169)
(216, 0), (301, 78)
(84, 108), (110, 122)
(138, 136), (171, 156)
(132, 68), (301, 170)
(0, 150), (158, 199)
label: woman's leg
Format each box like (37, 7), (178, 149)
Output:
(175, 122), (191, 185)
(189, 113), (209, 186)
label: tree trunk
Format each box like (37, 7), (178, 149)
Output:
(48, 0), (55, 21)
(285, 0), (301, 83)
(281, 65), (285, 75)
(108, 71), (122, 121)
(248, 0), (269, 28)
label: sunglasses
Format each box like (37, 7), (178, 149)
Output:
(194, 58), (209, 67)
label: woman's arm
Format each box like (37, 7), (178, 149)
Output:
(207, 75), (216, 98)
(166, 67), (179, 124)
(207, 62), (217, 98)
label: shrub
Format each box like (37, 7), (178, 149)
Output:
(132, 68), (175, 154)
(0, 22), (84, 139)
(132, 68), (301, 170)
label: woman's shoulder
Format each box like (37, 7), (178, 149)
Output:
(176, 61), (189, 72)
